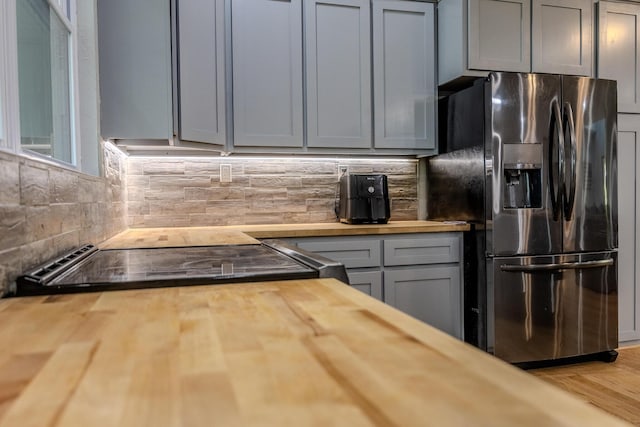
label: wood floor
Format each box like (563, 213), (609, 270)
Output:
(531, 345), (640, 425)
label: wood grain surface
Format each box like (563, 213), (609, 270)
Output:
(235, 220), (470, 238)
(99, 221), (470, 249)
(532, 345), (640, 425)
(0, 279), (628, 427)
(99, 227), (260, 249)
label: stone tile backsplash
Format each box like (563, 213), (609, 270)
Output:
(0, 147), (420, 294)
(127, 157), (419, 227)
(0, 142), (127, 295)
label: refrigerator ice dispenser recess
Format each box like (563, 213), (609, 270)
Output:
(502, 143), (543, 209)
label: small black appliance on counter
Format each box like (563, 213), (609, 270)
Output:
(339, 174), (390, 224)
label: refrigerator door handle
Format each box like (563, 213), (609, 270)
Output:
(549, 99), (564, 221)
(562, 102), (577, 221)
(500, 259), (614, 272)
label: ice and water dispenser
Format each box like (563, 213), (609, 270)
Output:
(502, 143), (543, 209)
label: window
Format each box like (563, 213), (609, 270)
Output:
(0, 1), (18, 153)
(0, 0), (100, 174)
(16, 0), (75, 164)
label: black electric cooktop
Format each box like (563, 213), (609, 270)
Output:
(15, 242), (330, 296)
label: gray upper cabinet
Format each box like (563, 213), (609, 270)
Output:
(617, 114), (640, 343)
(531, 0), (592, 76)
(305, 0), (371, 149)
(232, 0), (304, 148)
(97, 0), (173, 140)
(467, 0), (531, 73)
(176, 0), (226, 145)
(373, 0), (436, 151)
(598, 1), (640, 113)
(99, 0), (438, 154)
(438, 0), (593, 87)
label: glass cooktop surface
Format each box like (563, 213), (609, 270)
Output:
(18, 244), (318, 295)
(59, 245), (315, 284)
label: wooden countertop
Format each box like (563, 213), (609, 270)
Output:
(99, 227), (260, 249)
(0, 279), (628, 426)
(99, 221), (470, 249)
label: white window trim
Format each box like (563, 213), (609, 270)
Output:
(0, 2), (5, 148)
(0, 0), (82, 172)
(0, 1), (4, 146)
(0, 0), (21, 153)
(48, 0), (72, 31)
(69, 0), (81, 168)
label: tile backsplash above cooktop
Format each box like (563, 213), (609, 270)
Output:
(126, 157), (419, 228)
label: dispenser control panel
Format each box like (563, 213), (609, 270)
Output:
(502, 143), (543, 209)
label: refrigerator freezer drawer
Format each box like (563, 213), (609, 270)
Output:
(489, 252), (617, 363)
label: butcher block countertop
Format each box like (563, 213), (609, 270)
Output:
(99, 227), (261, 249)
(99, 220), (469, 249)
(0, 279), (627, 427)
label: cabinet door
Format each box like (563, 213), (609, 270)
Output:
(305, 0), (371, 149)
(97, 0), (173, 139)
(232, 0), (303, 147)
(348, 271), (383, 300)
(617, 114), (640, 343)
(177, 0), (226, 144)
(372, 0), (435, 150)
(598, 2), (640, 114)
(384, 267), (462, 338)
(531, 0), (592, 76)
(468, 0), (531, 72)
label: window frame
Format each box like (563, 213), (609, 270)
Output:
(0, 0), (83, 172)
(0, 0), (20, 153)
(0, 2), (3, 147)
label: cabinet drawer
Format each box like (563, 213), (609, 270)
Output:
(384, 235), (460, 266)
(347, 270), (383, 301)
(294, 238), (381, 269)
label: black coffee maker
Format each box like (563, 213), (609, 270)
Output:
(339, 174), (390, 224)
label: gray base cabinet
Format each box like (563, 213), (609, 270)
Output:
(617, 114), (640, 343)
(286, 233), (464, 338)
(384, 267), (461, 338)
(348, 270), (383, 301)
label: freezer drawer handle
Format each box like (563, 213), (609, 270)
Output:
(500, 259), (614, 272)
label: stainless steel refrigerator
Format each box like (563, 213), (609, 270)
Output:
(428, 72), (618, 364)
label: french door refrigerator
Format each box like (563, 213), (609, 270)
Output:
(428, 72), (618, 364)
